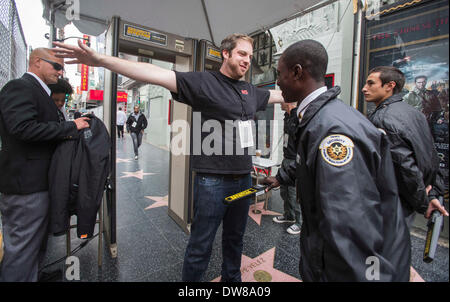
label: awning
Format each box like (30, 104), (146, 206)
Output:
(41, 0), (324, 45)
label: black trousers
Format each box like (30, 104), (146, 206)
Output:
(117, 125), (124, 138)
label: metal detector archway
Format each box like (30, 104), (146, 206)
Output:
(102, 16), (198, 257)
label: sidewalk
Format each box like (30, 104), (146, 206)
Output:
(36, 137), (449, 282)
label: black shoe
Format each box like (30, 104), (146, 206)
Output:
(38, 269), (63, 282)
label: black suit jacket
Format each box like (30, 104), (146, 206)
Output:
(49, 115), (111, 238)
(0, 73), (79, 194)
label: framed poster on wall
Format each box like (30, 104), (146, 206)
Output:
(359, 0), (449, 198)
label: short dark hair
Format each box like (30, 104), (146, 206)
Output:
(48, 78), (73, 95)
(281, 40), (328, 83)
(368, 66), (405, 94)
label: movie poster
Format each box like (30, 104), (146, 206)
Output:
(363, 0), (449, 196)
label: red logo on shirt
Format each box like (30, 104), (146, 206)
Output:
(241, 90), (248, 95)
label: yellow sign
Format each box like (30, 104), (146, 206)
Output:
(126, 26), (151, 40)
(207, 47), (222, 60)
(124, 24), (167, 46)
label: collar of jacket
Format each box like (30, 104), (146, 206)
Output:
(298, 86), (341, 128)
(22, 73), (53, 101)
(370, 93), (404, 117)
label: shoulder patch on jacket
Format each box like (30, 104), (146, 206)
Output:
(319, 134), (354, 166)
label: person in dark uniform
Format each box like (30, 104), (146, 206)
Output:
(48, 78), (73, 122)
(272, 101), (301, 235)
(362, 66), (448, 227)
(0, 48), (90, 282)
(53, 33), (284, 282)
(263, 40), (411, 281)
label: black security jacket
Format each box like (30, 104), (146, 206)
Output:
(0, 73), (78, 194)
(276, 87), (411, 282)
(48, 115), (110, 238)
(368, 94), (444, 216)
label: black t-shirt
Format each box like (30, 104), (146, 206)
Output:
(171, 71), (270, 174)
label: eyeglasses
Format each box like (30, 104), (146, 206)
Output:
(40, 58), (64, 71)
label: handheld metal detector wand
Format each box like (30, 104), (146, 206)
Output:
(423, 196), (445, 263)
(223, 184), (269, 204)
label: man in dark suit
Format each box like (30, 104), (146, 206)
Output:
(0, 48), (90, 281)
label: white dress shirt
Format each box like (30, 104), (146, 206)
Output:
(26, 72), (51, 96)
(296, 86), (328, 121)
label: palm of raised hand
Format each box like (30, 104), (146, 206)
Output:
(52, 39), (101, 67)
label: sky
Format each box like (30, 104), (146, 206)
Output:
(15, 0), (49, 49)
(14, 0), (92, 92)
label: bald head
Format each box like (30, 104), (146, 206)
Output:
(29, 48), (61, 66)
(28, 48), (64, 85)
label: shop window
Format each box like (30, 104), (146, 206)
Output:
(251, 32), (276, 86)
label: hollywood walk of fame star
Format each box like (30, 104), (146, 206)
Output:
(120, 170), (155, 179)
(211, 247), (301, 282)
(145, 195), (168, 210)
(210, 248), (424, 282)
(248, 201), (282, 225)
(410, 267), (424, 282)
(116, 157), (133, 163)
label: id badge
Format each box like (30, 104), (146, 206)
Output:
(238, 120), (254, 148)
(132, 121), (137, 128)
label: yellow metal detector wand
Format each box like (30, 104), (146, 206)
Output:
(223, 184), (269, 204)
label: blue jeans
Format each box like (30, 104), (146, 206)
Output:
(130, 131), (143, 156)
(182, 173), (252, 282)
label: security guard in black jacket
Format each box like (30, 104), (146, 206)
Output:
(363, 66), (448, 226)
(264, 40), (411, 281)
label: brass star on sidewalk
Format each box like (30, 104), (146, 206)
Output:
(144, 195), (168, 210)
(248, 201), (282, 225)
(410, 267), (425, 282)
(211, 247), (301, 282)
(120, 170), (155, 179)
(211, 248), (424, 282)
